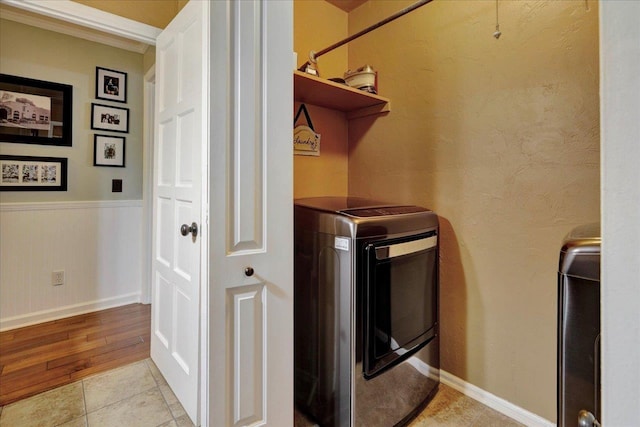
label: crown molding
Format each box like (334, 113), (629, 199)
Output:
(0, 0), (160, 51)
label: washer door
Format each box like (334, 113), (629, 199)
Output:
(363, 231), (438, 378)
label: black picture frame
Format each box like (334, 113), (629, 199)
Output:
(94, 134), (126, 168)
(0, 74), (73, 146)
(91, 103), (129, 133)
(0, 154), (68, 191)
(95, 67), (127, 103)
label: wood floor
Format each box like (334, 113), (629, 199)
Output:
(0, 303), (151, 406)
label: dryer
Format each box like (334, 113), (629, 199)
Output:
(294, 197), (440, 427)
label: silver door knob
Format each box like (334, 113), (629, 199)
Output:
(180, 222), (198, 238)
(578, 410), (601, 427)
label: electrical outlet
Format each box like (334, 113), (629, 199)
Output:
(52, 270), (65, 286)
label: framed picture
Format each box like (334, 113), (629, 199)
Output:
(0, 155), (67, 191)
(0, 74), (73, 146)
(95, 67), (127, 103)
(94, 134), (125, 167)
(91, 103), (129, 133)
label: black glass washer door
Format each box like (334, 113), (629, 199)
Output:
(364, 233), (437, 378)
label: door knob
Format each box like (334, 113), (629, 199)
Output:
(244, 267), (254, 277)
(578, 410), (600, 427)
(180, 222), (198, 238)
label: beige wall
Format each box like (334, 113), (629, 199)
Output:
(0, 19), (144, 202)
(294, 103), (349, 198)
(294, 1), (350, 199)
(143, 48), (156, 75)
(295, 0), (349, 78)
(71, 2), (178, 74)
(347, 0), (599, 420)
(72, 0), (187, 29)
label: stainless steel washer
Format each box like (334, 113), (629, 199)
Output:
(294, 197), (440, 427)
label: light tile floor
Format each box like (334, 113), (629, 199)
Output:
(0, 359), (194, 427)
(407, 384), (524, 427)
(0, 359), (524, 427)
(295, 383), (524, 427)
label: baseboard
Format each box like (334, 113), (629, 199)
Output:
(406, 356), (554, 426)
(440, 370), (555, 427)
(406, 355), (441, 382)
(0, 292), (141, 332)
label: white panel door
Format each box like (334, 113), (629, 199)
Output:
(151, 1), (208, 425)
(208, 1), (293, 426)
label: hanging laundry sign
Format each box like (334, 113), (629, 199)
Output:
(293, 104), (320, 156)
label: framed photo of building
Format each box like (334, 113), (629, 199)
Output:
(0, 155), (68, 191)
(91, 103), (129, 133)
(0, 74), (73, 146)
(95, 67), (127, 103)
(94, 134), (125, 167)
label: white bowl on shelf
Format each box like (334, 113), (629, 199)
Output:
(344, 65), (377, 94)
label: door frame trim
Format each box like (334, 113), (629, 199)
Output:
(1, 0), (161, 45)
(141, 65), (155, 305)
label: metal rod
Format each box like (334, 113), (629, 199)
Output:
(298, 0), (434, 72)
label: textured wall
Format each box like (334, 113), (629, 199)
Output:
(294, 1), (350, 199)
(347, 0), (599, 420)
(293, 103), (349, 199)
(0, 19), (144, 202)
(294, 0), (349, 79)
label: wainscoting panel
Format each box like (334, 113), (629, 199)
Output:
(0, 201), (144, 331)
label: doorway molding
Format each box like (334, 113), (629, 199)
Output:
(0, 0), (160, 46)
(141, 65), (155, 305)
(1, 1), (211, 424)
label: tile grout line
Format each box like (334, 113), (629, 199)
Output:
(81, 379), (89, 426)
(143, 358), (178, 425)
(146, 359), (180, 424)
